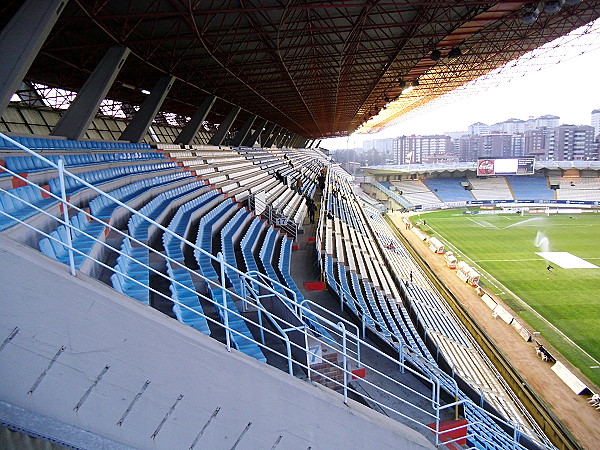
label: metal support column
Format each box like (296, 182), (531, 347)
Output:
(260, 123), (277, 147)
(51, 46), (130, 140)
(275, 130), (290, 148)
(208, 106), (240, 146)
(230, 114), (256, 147)
(291, 135), (303, 148)
(241, 118), (267, 147)
(174, 95), (216, 145)
(264, 126), (281, 148)
(281, 133), (294, 148)
(119, 75), (175, 142)
(0, 0), (69, 116)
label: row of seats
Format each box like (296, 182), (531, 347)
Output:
(0, 184), (57, 231)
(39, 211), (106, 270)
(0, 135), (150, 150)
(221, 208), (253, 294)
(90, 172), (191, 220)
(38, 172), (192, 275)
(129, 181), (207, 241)
(163, 191), (222, 261)
(111, 237), (150, 305)
(1, 152), (160, 176)
(47, 162), (177, 196)
(194, 199), (267, 362)
(321, 167), (533, 443)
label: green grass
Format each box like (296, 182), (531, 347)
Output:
(411, 210), (600, 388)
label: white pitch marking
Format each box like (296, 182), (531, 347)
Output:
(466, 218), (498, 229)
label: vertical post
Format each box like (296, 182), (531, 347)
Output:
(361, 312), (366, 338)
(257, 302), (265, 344)
(341, 322), (348, 405)
(286, 334), (293, 376)
(57, 159), (76, 276)
(434, 378), (441, 447)
(455, 395), (459, 421)
(399, 340), (405, 373)
(217, 252), (231, 352)
(513, 421), (520, 447)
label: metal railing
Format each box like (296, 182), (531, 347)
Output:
(0, 133), (555, 449)
(248, 193), (299, 239)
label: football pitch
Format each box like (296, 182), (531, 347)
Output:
(412, 210), (600, 388)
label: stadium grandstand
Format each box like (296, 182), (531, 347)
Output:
(1, 1), (600, 449)
(364, 161), (600, 210)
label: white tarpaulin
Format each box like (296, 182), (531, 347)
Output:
(536, 252), (598, 269)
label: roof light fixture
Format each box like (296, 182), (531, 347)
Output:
(522, 4), (541, 24)
(544, 0), (564, 14)
(447, 46), (462, 58)
(430, 49), (442, 61)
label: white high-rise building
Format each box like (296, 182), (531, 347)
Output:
(468, 122), (489, 135)
(535, 115), (560, 129)
(592, 109), (600, 138)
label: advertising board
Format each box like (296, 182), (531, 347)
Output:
(477, 158), (535, 176)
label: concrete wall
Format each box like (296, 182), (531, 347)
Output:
(0, 234), (433, 449)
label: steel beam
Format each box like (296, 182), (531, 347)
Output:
(242, 118), (267, 147)
(120, 75), (175, 143)
(263, 125), (281, 148)
(174, 95), (216, 145)
(230, 114), (256, 147)
(51, 46), (130, 140)
(0, 0), (69, 116)
(275, 131), (290, 148)
(207, 106), (240, 146)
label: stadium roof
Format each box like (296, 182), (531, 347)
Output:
(2, 1), (600, 140)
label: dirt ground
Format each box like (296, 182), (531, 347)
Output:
(387, 212), (600, 450)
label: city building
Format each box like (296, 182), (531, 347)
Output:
(592, 109), (600, 138)
(524, 128), (549, 159)
(394, 135), (452, 164)
(545, 124), (596, 160)
(511, 133), (525, 157)
(458, 135), (483, 161)
(491, 118), (527, 134)
(468, 122), (489, 135)
(482, 133), (513, 157)
(535, 114), (560, 129)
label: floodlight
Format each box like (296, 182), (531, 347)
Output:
(430, 49), (442, 61)
(447, 47), (462, 58)
(544, 0), (564, 14)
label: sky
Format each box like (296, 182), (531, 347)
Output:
(322, 20), (600, 150)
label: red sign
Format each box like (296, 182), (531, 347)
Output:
(477, 159), (495, 176)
